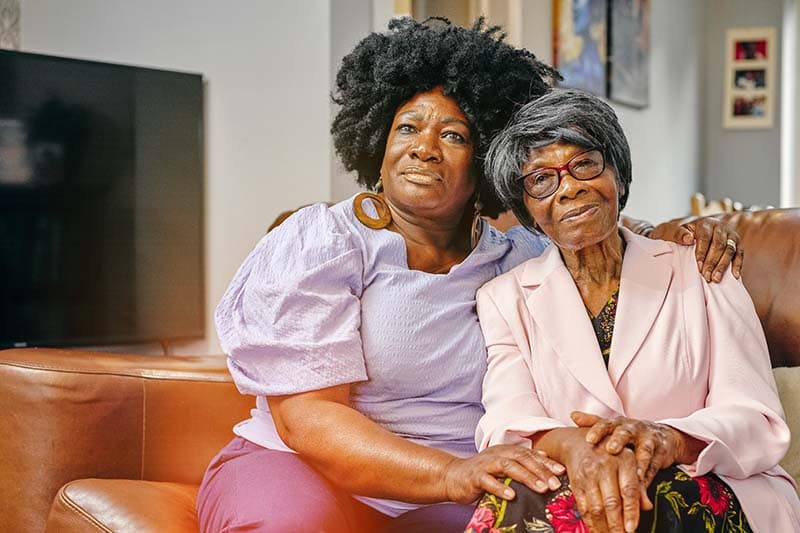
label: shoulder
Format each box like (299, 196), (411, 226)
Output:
(243, 199), (366, 280)
(477, 253), (532, 304)
(267, 197), (365, 248)
(277, 199), (350, 233)
(622, 226), (692, 263)
(621, 227), (704, 289)
(497, 225), (549, 272)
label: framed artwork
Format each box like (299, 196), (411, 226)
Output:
(553, 0), (608, 97)
(723, 27), (776, 129)
(608, 0), (650, 108)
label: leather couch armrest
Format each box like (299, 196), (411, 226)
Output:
(0, 348), (253, 533)
(47, 479), (199, 533)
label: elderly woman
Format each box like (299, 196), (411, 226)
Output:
(470, 89), (800, 533)
(197, 19), (743, 533)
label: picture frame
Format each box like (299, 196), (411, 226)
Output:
(723, 27), (776, 129)
(552, 0), (608, 97)
(607, 0), (650, 108)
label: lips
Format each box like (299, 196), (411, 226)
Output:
(560, 204), (598, 222)
(401, 167), (442, 184)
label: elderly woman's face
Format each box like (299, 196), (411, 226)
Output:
(379, 88), (475, 220)
(522, 142), (620, 251)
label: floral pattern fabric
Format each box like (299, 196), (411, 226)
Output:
(588, 290), (618, 368)
(464, 467), (752, 533)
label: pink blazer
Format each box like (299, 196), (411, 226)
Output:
(476, 227), (800, 532)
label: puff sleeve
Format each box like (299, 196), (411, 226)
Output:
(215, 204), (366, 396)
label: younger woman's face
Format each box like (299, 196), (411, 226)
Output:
(379, 87), (476, 222)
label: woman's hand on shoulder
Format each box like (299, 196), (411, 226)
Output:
(649, 216), (743, 281)
(442, 445), (564, 504)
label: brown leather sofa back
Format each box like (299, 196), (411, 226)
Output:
(718, 209), (800, 368)
(0, 348), (252, 533)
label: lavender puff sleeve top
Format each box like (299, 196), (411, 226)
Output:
(214, 196), (548, 516)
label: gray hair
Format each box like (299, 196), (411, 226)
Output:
(485, 89), (632, 231)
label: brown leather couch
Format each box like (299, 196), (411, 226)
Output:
(0, 351), (252, 532)
(1, 208), (799, 532)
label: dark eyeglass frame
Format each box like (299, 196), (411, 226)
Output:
(517, 148), (606, 199)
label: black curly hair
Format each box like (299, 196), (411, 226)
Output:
(331, 17), (558, 217)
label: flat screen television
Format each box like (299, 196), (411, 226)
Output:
(0, 50), (204, 348)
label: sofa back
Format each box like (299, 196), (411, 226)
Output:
(718, 209), (800, 368)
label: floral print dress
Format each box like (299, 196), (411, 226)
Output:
(464, 292), (753, 533)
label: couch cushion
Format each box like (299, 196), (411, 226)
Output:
(774, 366), (800, 491)
(46, 479), (199, 533)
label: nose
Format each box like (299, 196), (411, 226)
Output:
(555, 168), (587, 200)
(410, 130), (442, 162)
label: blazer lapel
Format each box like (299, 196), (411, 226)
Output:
(608, 228), (674, 386)
(522, 245), (625, 415)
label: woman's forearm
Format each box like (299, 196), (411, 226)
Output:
(269, 392), (457, 503)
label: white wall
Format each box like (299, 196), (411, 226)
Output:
(610, 0), (705, 222)
(21, 0), (332, 355)
(783, 0), (800, 207)
(330, 0), (372, 201)
(795, 0), (800, 207)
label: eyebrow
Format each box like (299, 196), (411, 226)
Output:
(398, 111), (469, 128)
(441, 117), (470, 128)
(525, 158), (548, 169)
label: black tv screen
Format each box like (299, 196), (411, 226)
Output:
(0, 50), (204, 348)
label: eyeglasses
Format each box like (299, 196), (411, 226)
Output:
(518, 149), (605, 199)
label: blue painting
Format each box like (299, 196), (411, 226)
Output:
(554, 0), (608, 97)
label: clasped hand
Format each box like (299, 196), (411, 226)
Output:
(565, 411), (686, 533)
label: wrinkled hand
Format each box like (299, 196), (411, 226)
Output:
(572, 412), (683, 494)
(442, 445), (564, 504)
(558, 430), (642, 533)
(650, 216), (743, 281)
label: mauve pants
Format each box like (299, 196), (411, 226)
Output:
(197, 436), (475, 533)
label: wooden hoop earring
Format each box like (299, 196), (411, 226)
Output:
(470, 212), (483, 249)
(470, 194), (483, 249)
(353, 192), (392, 229)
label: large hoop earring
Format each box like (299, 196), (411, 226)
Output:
(353, 192), (392, 229)
(470, 193), (483, 249)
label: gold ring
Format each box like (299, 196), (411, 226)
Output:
(726, 238), (737, 252)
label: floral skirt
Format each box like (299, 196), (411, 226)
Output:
(464, 466), (752, 533)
